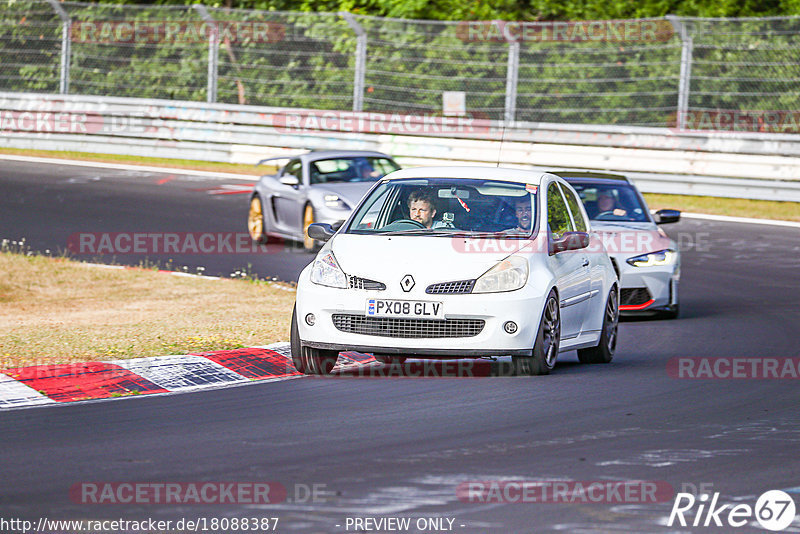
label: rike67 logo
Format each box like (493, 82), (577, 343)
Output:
(668, 490), (796, 531)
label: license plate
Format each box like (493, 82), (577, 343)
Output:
(366, 299), (444, 319)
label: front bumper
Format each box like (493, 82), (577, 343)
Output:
(615, 258), (679, 312)
(296, 268), (547, 357)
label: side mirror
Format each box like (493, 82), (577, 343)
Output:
(550, 231), (590, 254)
(654, 209), (681, 224)
(307, 223), (335, 242)
(279, 175), (300, 187)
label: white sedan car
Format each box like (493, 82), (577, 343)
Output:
(291, 167), (619, 375)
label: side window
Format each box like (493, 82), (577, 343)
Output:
(283, 160), (302, 180)
(559, 184), (589, 233)
(355, 187), (390, 229)
(368, 157), (400, 176)
(547, 182), (573, 239)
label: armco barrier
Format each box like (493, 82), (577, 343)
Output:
(1, 92), (800, 201)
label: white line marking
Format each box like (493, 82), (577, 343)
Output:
(681, 212), (800, 228)
(0, 154), (257, 180)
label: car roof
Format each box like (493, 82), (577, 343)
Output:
(550, 171), (630, 184)
(384, 166), (552, 185)
(300, 150), (395, 163)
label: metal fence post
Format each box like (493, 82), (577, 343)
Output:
(504, 41), (520, 125)
(45, 0), (70, 94)
(193, 5), (219, 103)
(341, 12), (366, 112)
(667, 15), (693, 130)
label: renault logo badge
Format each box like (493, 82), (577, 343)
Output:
(400, 274), (415, 292)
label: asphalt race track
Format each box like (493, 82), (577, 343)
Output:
(2, 159), (800, 533)
(0, 159), (315, 281)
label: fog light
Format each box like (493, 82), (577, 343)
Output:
(305, 313), (316, 326)
(503, 321), (518, 334)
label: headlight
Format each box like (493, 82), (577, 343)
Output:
(473, 255), (529, 293)
(626, 249), (677, 267)
(324, 194), (350, 210)
(310, 251), (348, 288)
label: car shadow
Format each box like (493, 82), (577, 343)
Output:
(330, 356), (590, 378)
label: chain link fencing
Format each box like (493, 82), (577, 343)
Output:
(1, 0), (799, 129)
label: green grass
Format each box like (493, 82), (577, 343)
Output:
(644, 193), (799, 222)
(0, 247), (295, 370)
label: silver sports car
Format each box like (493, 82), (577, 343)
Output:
(248, 150), (400, 251)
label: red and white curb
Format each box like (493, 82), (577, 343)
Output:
(0, 343), (375, 411)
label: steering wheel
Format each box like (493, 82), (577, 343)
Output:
(393, 218), (426, 228)
(595, 210), (628, 220)
(380, 218), (426, 232)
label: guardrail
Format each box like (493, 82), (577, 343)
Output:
(1, 92), (799, 201)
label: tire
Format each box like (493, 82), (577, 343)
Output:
(578, 287), (619, 364)
(248, 196), (268, 244)
(374, 355), (407, 365)
(513, 290), (560, 376)
(290, 307), (339, 375)
(301, 347), (339, 375)
(659, 303), (680, 320)
(290, 306), (306, 373)
(302, 204), (317, 252)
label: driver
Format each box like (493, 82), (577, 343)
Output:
(597, 192), (627, 217)
(408, 189), (437, 228)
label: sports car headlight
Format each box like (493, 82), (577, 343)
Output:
(310, 251), (348, 288)
(324, 195), (351, 210)
(626, 249), (677, 267)
(473, 256), (529, 293)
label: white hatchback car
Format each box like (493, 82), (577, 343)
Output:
(291, 167), (619, 376)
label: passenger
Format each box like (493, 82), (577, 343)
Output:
(508, 195), (533, 233)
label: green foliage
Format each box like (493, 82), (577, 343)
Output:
(185, 0), (799, 20)
(2, 0), (798, 128)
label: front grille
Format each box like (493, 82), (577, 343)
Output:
(332, 314), (484, 338)
(348, 275), (386, 291)
(620, 287), (652, 306)
(609, 257), (620, 279)
(426, 279), (476, 294)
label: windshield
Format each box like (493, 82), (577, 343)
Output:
(309, 157), (400, 185)
(345, 178), (538, 237)
(567, 181), (650, 223)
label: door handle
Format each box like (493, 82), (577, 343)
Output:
(582, 259), (590, 267)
